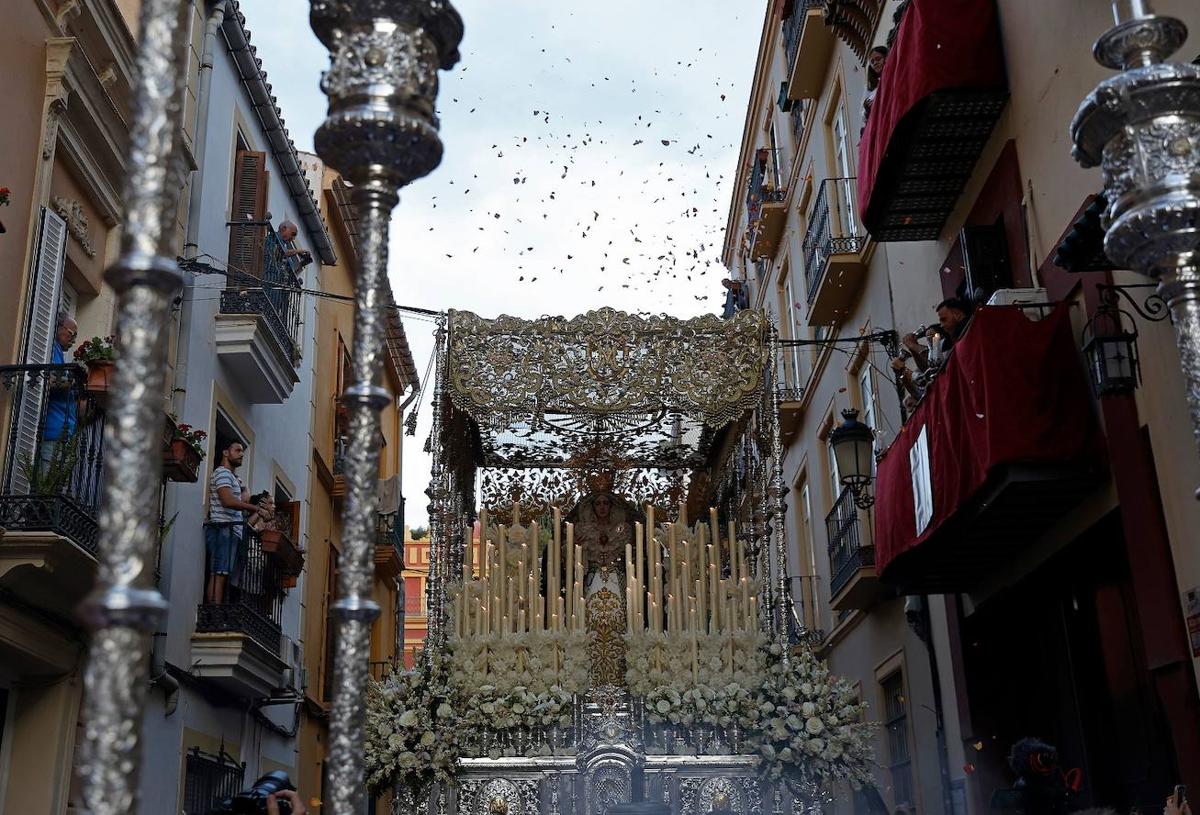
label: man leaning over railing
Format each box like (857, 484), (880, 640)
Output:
(206, 440), (271, 604)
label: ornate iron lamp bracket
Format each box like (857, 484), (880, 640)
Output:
(1096, 282), (1169, 323)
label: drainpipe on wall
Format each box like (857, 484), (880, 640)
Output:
(907, 594), (956, 815)
(150, 0), (227, 712)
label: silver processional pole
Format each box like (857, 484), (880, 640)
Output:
(310, 3), (462, 814)
(76, 1), (191, 813)
(1071, 1), (1200, 475)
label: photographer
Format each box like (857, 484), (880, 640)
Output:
(268, 790), (305, 815)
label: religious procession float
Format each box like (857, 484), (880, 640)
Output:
(366, 309), (874, 815)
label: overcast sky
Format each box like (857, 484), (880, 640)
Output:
(251, 1), (763, 525)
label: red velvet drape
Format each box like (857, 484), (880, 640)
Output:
(857, 0), (1007, 223)
(873, 305), (1104, 575)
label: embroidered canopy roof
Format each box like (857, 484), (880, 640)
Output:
(445, 307), (769, 473)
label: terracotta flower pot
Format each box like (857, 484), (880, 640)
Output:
(162, 438), (201, 483)
(84, 360), (115, 398)
(260, 528), (284, 553)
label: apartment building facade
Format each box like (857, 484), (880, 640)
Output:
(724, 0), (1200, 812)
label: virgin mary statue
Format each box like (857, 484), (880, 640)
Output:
(573, 492), (635, 687)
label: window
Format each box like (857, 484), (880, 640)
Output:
(322, 546), (339, 703)
(793, 479), (821, 632)
(881, 672), (915, 809)
(768, 119), (784, 188)
(826, 433), (841, 508)
(228, 138), (269, 280)
(182, 747), (245, 815)
(830, 99), (859, 238)
(856, 357), (879, 472)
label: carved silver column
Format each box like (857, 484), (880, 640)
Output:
(1071, 2), (1200, 472)
(310, 2), (461, 814)
(76, 1), (190, 813)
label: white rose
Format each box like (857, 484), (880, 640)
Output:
(420, 731), (435, 746)
(437, 703), (454, 718)
(805, 717), (825, 735)
(801, 702), (816, 717)
(398, 710), (418, 728)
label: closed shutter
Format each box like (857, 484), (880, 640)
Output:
(227, 149), (269, 281)
(9, 208), (68, 494)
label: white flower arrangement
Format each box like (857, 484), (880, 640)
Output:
(752, 644), (875, 788)
(625, 629), (768, 749)
(364, 653), (462, 799)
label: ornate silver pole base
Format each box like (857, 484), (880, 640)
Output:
(1071, 3), (1200, 478)
(75, 0), (190, 812)
(311, 3), (462, 813)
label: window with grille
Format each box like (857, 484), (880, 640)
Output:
(182, 747), (245, 815)
(881, 671), (915, 809)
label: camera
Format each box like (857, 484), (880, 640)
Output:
(217, 770), (295, 814)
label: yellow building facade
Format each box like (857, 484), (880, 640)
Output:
(296, 158), (418, 813)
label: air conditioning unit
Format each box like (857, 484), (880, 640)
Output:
(280, 637), (302, 691)
(987, 287), (1049, 311)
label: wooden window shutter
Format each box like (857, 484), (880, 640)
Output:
(227, 149), (269, 280)
(10, 208), (68, 494)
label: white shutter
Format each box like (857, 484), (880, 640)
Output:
(910, 425), (933, 535)
(9, 208), (68, 494)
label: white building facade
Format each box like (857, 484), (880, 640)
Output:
(137, 3), (334, 811)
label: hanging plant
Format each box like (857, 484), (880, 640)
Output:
(73, 335), (116, 364)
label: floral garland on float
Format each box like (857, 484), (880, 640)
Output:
(364, 500), (874, 797)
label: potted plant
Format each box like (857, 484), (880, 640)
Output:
(74, 336), (116, 397)
(162, 415), (206, 482)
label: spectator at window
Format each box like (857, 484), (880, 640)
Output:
(862, 46), (889, 125)
(721, 278), (749, 319)
(273, 220), (312, 271)
(41, 312), (79, 472)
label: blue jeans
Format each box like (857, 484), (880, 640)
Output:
(205, 523), (240, 576)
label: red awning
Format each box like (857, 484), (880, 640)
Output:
(857, 0), (1006, 229)
(873, 305), (1105, 578)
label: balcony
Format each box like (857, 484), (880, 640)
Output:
(746, 148), (788, 261)
(826, 486), (885, 611)
(857, 0), (1007, 242)
(0, 364), (104, 619)
(872, 305), (1105, 594)
(782, 0), (834, 102)
(776, 350), (808, 442)
(192, 524), (288, 699)
(214, 223), (304, 403)
(803, 178), (868, 325)
(330, 433), (347, 501)
(374, 507), (404, 580)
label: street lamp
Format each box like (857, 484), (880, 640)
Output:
(830, 408), (876, 509)
(1082, 299), (1141, 396)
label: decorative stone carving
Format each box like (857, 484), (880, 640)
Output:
(51, 195), (96, 257)
(587, 766), (631, 815)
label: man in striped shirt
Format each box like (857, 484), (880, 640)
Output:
(206, 440), (264, 603)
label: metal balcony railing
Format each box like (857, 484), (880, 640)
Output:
(826, 485), (874, 599)
(221, 223), (305, 367)
(804, 177), (865, 303)
(782, 0), (825, 71)
(369, 659), (401, 682)
(196, 522), (285, 653)
(0, 363), (106, 555)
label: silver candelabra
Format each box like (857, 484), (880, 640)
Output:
(1072, 0), (1200, 474)
(310, 2), (462, 814)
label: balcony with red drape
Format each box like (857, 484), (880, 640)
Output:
(873, 305), (1106, 593)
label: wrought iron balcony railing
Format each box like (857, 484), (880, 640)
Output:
(782, 0), (825, 72)
(196, 522), (285, 653)
(826, 485), (874, 600)
(804, 177), (866, 304)
(0, 363), (107, 555)
(221, 223), (305, 367)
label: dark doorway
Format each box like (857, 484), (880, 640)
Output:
(958, 511), (1175, 813)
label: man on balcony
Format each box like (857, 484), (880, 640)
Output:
(40, 313), (79, 472)
(274, 220), (312, 271)
(206, 440), (265, 604)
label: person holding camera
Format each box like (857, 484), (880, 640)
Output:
(267, 790), (305, 815)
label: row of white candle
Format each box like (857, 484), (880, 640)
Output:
(455, 502), (586, 638)
(623, 504), (757, 637)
